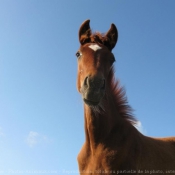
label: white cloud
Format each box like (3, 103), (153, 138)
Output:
(25, 131), (51, 147)
(134, 121), (147, 135)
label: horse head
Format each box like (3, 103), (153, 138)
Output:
(76, 20), (118, 106)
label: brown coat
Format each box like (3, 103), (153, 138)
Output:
(76, 20), (175, 175)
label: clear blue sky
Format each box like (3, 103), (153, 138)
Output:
(0, 0), (175, 174)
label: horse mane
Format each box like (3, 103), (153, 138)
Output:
(108, 66), (138, 126)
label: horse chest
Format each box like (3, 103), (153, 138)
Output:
(77, 144), (122, 174)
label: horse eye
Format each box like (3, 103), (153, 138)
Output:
(76, 51), (82, 59)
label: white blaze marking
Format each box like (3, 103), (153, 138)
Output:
(88, 44), (102, 51)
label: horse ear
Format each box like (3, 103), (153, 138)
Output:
(79, 19), (91, 45)
(105, 24), (118, 51)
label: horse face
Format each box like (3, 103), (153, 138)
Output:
(76, 43), (115, 106)
(76, 19), (118, 106)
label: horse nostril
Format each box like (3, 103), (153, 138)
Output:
(84, 76), (88, 86)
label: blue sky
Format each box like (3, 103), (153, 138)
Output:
(0, 0), (175, 174)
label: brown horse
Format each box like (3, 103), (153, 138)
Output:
(76, 20), (175, 174)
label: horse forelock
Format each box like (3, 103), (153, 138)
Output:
(80, 31), (111, 50)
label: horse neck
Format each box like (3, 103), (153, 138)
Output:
(83, 80), (138, 151)
(84, 86), (133, 149)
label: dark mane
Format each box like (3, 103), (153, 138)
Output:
(108, 67), (138, 125)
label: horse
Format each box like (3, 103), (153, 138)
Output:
(75, 19), (175, 174)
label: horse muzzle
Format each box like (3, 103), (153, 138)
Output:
(80, 75), (105, 106)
